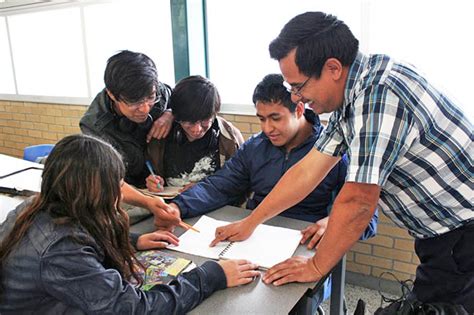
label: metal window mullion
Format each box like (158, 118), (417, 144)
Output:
(170, 0), (190, 83)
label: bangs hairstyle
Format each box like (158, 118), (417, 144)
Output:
(170, 75), (221, 122)
(252, 74), (296, 113)
(104, 50), (158, 104)
(0, 134), (143, 293)
(269, 11), (359, 78)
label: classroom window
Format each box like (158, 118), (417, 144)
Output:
(205, 0), (362, 113)
(83, 0), (174, 94)
(8, 7), (88, 97)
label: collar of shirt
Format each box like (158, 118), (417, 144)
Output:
(341, 51), (367, 121)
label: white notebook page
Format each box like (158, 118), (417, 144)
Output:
(168, 216), (302, 269)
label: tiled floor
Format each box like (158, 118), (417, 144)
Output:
(320, 283), (397, 314)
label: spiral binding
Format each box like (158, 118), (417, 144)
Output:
(219, 241), (235, 257)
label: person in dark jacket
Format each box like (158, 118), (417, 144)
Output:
(0, 134), (259, 314)
(146, 75), (244, 192)
(80, 50), (173, 188)
(80, 50), (179, 227)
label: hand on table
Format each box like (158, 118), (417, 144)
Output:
(262, 256), (323, 286)
(210, 218), (257, 247)
(300, 216), (329, 250)
(218, 259), (260, 287)
(136, 230), (179, 250)
(145, 197), (180, 231)
(179, 182), (195, 193)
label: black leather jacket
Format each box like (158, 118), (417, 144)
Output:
(0, 200), (227, 314)
(79, 83), (172, 187)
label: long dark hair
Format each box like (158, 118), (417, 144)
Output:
(0, 134), (142, 294)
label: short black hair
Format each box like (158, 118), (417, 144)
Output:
(104, 50), (158, 103)
(269, 12), (359, 78)
(252, 74), (296, 113)
(171, 75), (221, 122)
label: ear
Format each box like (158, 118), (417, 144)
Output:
(324, 58), (343, 80)
(295, 101), (305, 118)
(106, 89), (117, 102)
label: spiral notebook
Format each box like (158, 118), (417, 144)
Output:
(167, 215), (302, 269)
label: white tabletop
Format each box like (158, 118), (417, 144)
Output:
(130, 206), (321, 315)
(0, 154), (43, 193)
(0, 154), (43, 177)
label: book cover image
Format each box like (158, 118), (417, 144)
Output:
(134, 250), (192, 291)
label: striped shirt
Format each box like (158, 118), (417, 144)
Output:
(315, 52), (473, 239)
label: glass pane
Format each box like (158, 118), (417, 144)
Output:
(84, 0), (175, 95)
(206, 0), (362, 106)
(0, 16), (15, 94)
(368, 0), (473, 118)
(8, 8), (88, 97)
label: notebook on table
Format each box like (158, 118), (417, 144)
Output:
(138, 186), (182, 199)
(168, 215), (302, 269)
(133, 250), (193, 291)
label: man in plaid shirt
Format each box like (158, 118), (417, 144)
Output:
(211, 11), (473, 311)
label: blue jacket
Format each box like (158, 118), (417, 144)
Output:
(0, 200), (226, 315)
(174, 111), (377, 239)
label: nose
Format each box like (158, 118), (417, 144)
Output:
(261, 120), (274, 134)
(137, 103), (152, 114)
(189, 123), (203, 134)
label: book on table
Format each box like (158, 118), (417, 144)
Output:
(167, 215), (302, 269)
(134, 250), (193, 291)
(137, 186), (182, 199)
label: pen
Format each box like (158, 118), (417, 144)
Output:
(145, 160), (162, 190)
(179, 221), (200, 233)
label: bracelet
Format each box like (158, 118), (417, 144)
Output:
(310, 257), (325, 278)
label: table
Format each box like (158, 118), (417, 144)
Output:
(0, 154), (43, 223)
(0, 153), (43, 178)
(0, 153), (43, 193)
(0, 153), (346, 314)
(131, 206), (331, 315)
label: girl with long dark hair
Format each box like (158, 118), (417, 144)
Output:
(0, 134), (258, 314)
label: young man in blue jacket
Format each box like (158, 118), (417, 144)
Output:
(167, 74), (377, 308)
(169, 74), (376, 239)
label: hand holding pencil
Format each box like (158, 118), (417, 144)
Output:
(145, 161), (165, 192)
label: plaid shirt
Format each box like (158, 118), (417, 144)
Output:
(316, 52), (473, 239)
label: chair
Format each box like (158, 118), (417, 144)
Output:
(23, 144), (55, 163)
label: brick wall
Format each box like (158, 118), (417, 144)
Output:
(0, 100), (85, 157)
(0, 100), (418, 287)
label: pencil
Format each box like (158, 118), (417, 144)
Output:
(145, 160), (162, 190)
(179, 221), (200, 233)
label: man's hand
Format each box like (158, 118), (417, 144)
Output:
(262, 256), (323, 286)
(300, 216), (329, 250)
(210, 218), (257, 247)
(145, 197), (180, 230)
(146, 174), (165, 192)
(217, 259), (260, 287)
(136, 230), (179, 250)
(147, 110), (174, 142)
(179, 182), (195, 193)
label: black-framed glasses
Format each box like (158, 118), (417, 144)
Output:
(178, 116), (215, 129)
(283, 77), (311, 97)
(124, 93), (161, 110)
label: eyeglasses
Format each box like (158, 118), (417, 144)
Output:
(124, 93), (160, 110)
(283, 77), (311, 97)
(178, 117), (214, 129)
